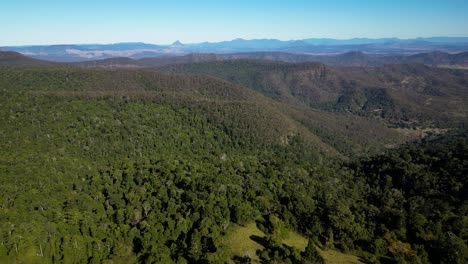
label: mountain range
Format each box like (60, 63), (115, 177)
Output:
(2, 37), (468, 62)
(71, 51), (468, 68)
(2, 49), (468, 69)
(1, 50), (467, 131)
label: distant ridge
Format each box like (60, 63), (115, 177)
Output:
(1, 49), (467, 68)
(2, 37), (468, 62)
(72, 51), (468, 68)
(0, 51), (24, 58)
(159, 59), (468, 127)
(0, 50), (55, 66)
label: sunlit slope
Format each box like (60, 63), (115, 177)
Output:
(161, 60), (468, 127)
(0, 66), (402, 157)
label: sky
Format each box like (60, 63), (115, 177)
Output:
(1, 0), (467, 46)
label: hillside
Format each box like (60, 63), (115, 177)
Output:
(73, 53), (223, 68)
(0, 65), (402, 157)
(0, 65), (466, 263)
(0, 51), (55, 66)
(160, 60), (468, 127)
(405, 51), (468, 66)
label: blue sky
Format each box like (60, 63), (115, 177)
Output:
(1, 0), (467, 45)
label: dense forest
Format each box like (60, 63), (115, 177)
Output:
(0, 63), (466, 263)
(161, 60), (468, 128)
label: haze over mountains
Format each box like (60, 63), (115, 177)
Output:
(2, 37), (468, 62)
(70, 51), (468, 68)
(3, 48), (468, 70)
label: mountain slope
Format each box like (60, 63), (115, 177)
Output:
(160, 60), (468, 127)
(0, 51), (55, 66)
(405, 51), (468, 66)
(206, 51), (468, 67)
(0, 65), (403, 157)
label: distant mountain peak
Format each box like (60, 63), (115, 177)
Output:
(172, 40), (184, 46)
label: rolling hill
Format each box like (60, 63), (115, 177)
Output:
(73, 51), (468, 68)
(0, 65), (403, 157)
(160, 60), (468, 127)
(0, 51), (55, 66)
(74, 53), (223, 68)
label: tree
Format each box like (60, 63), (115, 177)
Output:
(301, 240), (324, 264)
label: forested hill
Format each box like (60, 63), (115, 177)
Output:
(212, 51), (468, 67)
(160, 60), (468, 127)
(71, 51), (468, 68)
(0, 66), (404, 157)
(0, 51), (55, 66)
(0, 64), (466, 263)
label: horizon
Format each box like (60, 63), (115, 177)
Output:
(3, 36), (468, 47)
(1, 0), (468, 46)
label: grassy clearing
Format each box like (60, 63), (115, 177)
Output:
(223, 222), (266, 263)
(282, 229), (308, 251)
(223, 222), (363, 264)
(282, 230), (363, 264)
(317, 248), (364, 264)
(223, 222), (308, 263)
(394, 127), (448, 140)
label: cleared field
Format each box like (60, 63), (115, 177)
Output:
(317, 248), (364, 264)
(224, 222), (363, 264)
(282, 229), (308, 251)
(394, 127), (448, 140)
(223, 222), (266, 263)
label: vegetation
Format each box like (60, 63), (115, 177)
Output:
(161, 60), (468, 128)
(222, 223), (265, 263)
(316, 248), (362, 264)
(0, 64), (466, 263)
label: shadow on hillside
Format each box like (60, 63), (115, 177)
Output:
(249, 235), (269, 248)
(232, 255), (252, 264)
